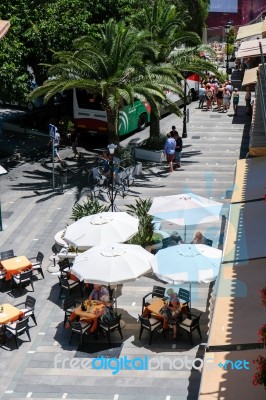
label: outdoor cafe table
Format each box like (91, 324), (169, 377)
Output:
(0, 304), (23, 325)
(143, 298), (188, 330)
(68, 300), (105, 332)
(0, 256), (32, 280)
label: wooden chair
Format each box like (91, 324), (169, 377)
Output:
(5, 317), (31, 349)
(11, 270), (34, 295)
(69, 321), (92, 345)
(178, 313), (202, 345)
(138, 315), (164, 345)
(99, 313), (123, 344)
(29, 251), (45, 279)
(15, 295), (37, 326)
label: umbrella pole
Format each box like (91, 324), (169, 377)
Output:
(184, 226), (187, 243)
(189, 282), (191, 310)
(108, 284), (118, 312)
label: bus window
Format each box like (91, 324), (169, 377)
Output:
(76, 89), (103, 110)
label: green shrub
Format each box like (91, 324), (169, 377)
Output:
(126, 198), (154, 247)
(117, 146), (135, 167)
(71, 198), (108, 221)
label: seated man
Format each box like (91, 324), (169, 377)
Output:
(170, 231), (184, 245)
(89, 284), (109, 301)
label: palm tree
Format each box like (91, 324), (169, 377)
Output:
(31, 19), (181, 144)
(131, 0), (203, 136)
(131, 0), (200, 63)
(169, 45), (220, 81)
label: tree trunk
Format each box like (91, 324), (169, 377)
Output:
(105, 108), (119, 144)
(149, 110), (160, 137)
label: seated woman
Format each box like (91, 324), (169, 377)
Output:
(99, 295), (116, 326)
(162, 288), (182, 340)
(191, 231), (206, 244)
(100, 294), (113, 310)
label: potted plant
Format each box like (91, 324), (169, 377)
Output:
(252, 355), (266, 389)
(126, 198), (164, 250)
(134, 134), (167, 163)
(259, 287), (266, 307)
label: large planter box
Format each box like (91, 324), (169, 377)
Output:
(134, 148), (166, 163)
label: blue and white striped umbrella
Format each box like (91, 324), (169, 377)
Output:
(151, 244), (222, 285)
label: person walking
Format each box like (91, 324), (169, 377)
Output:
(222, 87), (231, 113)
(48, 128), (61, 162)
(169, 125), (178, 136)
(171, 130), (182, 169)
(232, 88), (240, 116)
(205, 84), (213, 110)
(164, 133), (176, 173)
(245, 86), (252, 115)
(216, 84), (224, 111)
(198, 84), (206, 109)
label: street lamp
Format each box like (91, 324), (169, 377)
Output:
(107, 143), (117, 212)
(225, 22), (232, 76)
(0, 165), (8, 231)
(182, 77), (188, 138)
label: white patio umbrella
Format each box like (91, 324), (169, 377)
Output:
(150, 243), (222, 300)
(71, 244), (154, 285)
(148, 193), (223, 241)
(64, 212), (139, 250)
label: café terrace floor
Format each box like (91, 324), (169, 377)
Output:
(0, 95), (249, 399)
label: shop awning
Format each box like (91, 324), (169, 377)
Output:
(223, 200), (266, 263)
(231, 156), (266, 203)
(263, 19), (266, 38)
(199, 348), (266, 400)
(242, 66), (258, 86)
(236, 21), (263, 41)
(236, 37), (266, 58)
(0, 20), (10, 39)
(208, 259), (266, 347)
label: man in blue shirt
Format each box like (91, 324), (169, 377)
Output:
(89, 284), (109, 301)
(164, 132), (176, 172)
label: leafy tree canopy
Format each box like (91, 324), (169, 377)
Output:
(178, 0), (210, 38)
(0, 0), (139, 103)
(0, 0), (209, 104)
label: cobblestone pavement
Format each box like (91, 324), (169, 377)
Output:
(0, 95), (250, 400)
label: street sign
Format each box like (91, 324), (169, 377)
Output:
(49, 124), (57, 140)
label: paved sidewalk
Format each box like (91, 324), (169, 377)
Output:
(0, 96), (250, 399)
